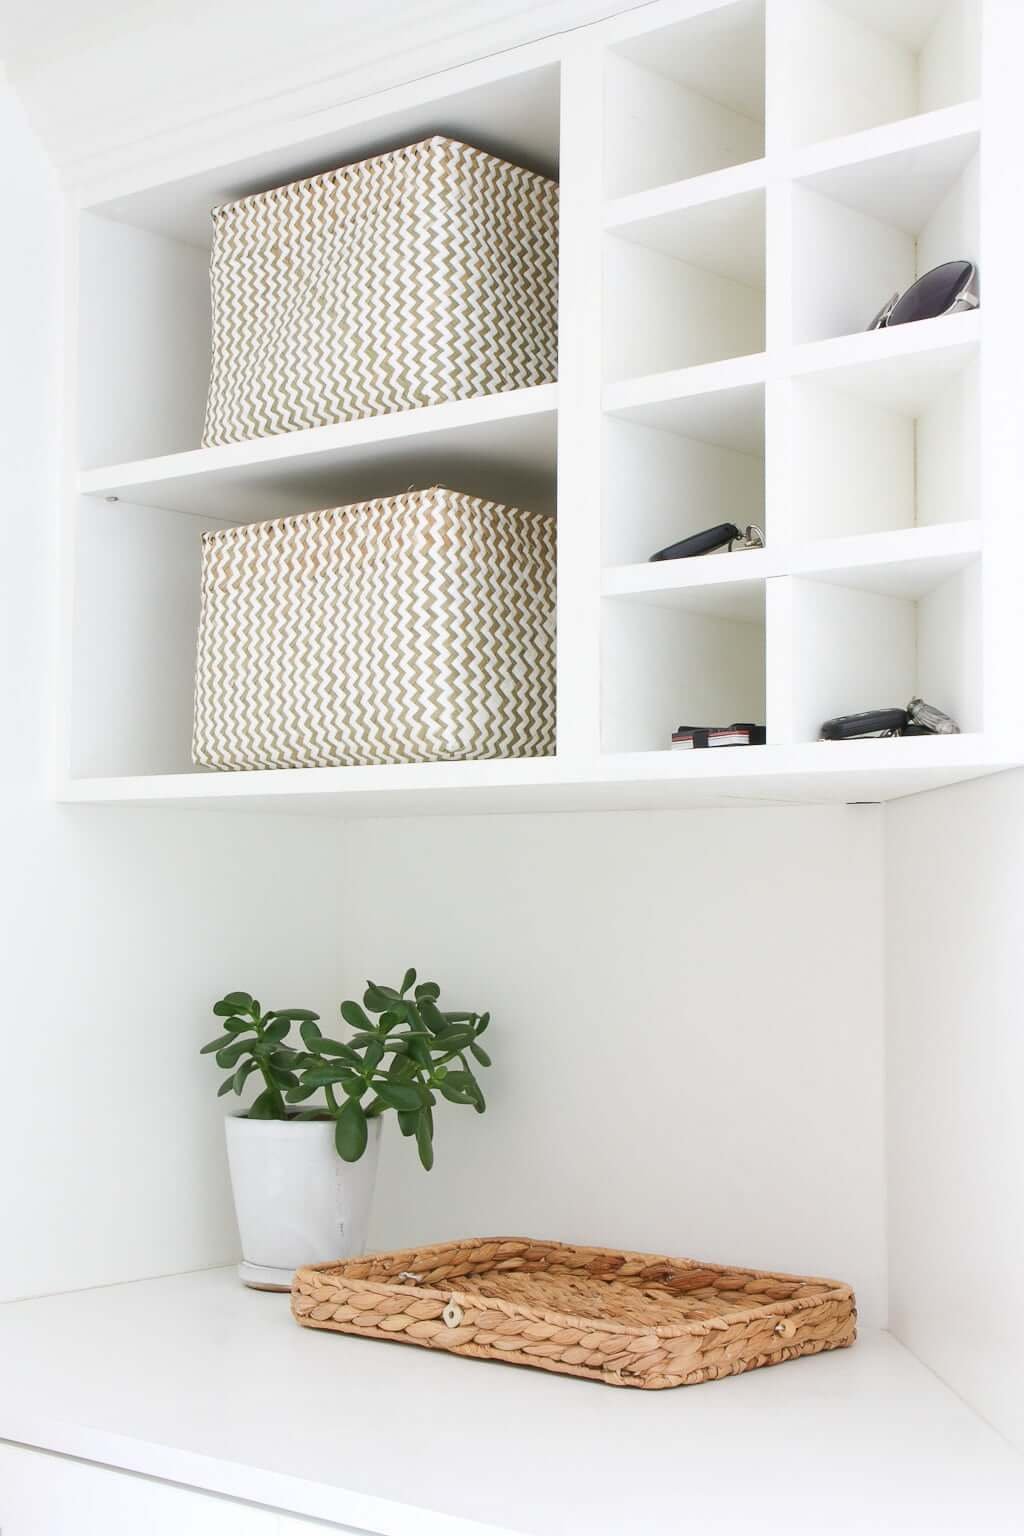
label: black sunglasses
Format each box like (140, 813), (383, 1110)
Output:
(868, 259), (978, 331)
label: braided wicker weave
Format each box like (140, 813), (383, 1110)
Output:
(291, 1236), (856, 1389)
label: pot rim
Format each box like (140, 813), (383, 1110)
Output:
(225, 1109), (383, 1135)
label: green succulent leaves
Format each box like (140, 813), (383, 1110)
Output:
(200, 968), (491, 1172)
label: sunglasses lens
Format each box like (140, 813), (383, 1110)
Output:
(888, 261), (973, 325)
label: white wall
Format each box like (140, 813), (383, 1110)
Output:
(0, 78), (348, 1303)
(886, 768), (1024, 1451)
(350, 804), (888, 1325)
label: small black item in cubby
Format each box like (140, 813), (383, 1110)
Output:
(867, 260), (978, 331)
(671, 723), (766, 750)
(820, 698), (960, 742)
(649, 523), (765, 562)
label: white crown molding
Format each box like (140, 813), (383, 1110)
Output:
(14, 0), (650, 193)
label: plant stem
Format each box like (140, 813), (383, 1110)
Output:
(254, 1013), (287, 1117)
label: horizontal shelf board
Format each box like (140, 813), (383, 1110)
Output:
(78, 385), (558, 521)
(605, 157), (767, 227)
(598, 736), (1014, 808)
(791, 103), (980, 233)
(604, 360), (766, 455)
(59, 730), (1018, 816)
(603, 554), (767, 621)
(787, 522), (982, 599)
(7, 1268), (1024, 1535)
(789, 312), (980, 414)
(603, 524), (981, 611)
(604, 168), (766, 287)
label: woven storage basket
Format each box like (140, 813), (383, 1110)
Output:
(292, 1236), (856, 1390)
(202, 136), (559, 446)
(192, 487), (556, 770)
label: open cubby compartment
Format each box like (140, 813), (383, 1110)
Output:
(604, 0), (764, 197)
(77, 63), (561, 469)
(603, 381), (765, 565)
(70, 429), (559, 779)
(601, 583), (766, 754)
(781, 0), (980, 149)
(789, 336), (978, 541)
(604, 188), (766, 381)
(783, 558), (982, 744)
(69, 497), (217, 779)
(790, 123), (978, 346)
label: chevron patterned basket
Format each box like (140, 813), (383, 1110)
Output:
(292, 1236), (857, 1390)
(192, 487), (556, 770)
(202, 136), (559, 446)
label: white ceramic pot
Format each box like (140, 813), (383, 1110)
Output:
(224, 1113), (381, 1290)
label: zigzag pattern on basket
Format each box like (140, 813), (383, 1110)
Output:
(193, 488), (556, 771)
(202, 137), (559, 446)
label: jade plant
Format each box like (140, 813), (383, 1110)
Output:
(201, 969), (491, 1170)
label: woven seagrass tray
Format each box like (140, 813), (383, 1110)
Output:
(291, 1236), (856, 1389)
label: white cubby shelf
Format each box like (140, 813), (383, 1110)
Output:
(60, 0), (1023, 817)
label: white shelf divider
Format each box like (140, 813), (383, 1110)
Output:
(603, 520), (982, 601)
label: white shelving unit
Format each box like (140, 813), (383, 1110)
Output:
(59, 0), (1023, 816)
(3, 1268), (1024, 1536)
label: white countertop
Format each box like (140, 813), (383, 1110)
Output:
(1, 1267), (1022, 1535)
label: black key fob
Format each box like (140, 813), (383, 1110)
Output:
(650, 524), (740, 561)
(820, 709), (909, 740)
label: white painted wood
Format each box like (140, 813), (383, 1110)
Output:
(79, 386), (559, 522)
(790, 184), (916, 345)
(0, 1443), (361, 1536)
(603, 415), (764, 564)
(70, 499), (230, 778)
(59, 0), (1019, 813)
(57, 738), (1013, 813)
(790, 376), (916, 540)
(604, 181), (766, 287)
(789, 313), (979, 408)
(784, 0), (979, 149)
(604, 356), (768, 434)
(788, 561), (981, 741)
(887, 767), (1024, 1456)
(86, 58), (563, 248)
(792, 113), (979, 234)
(976, 0), (1024, 740)
(917, 355), (979, 526)
(789, 578), (918, 742)
(604, 235), (765, 379)
(919, 0), (981, 113)
(790, 122), (978, 346)
(604, 567), (767, 622)
(78, 213), (210, 466)
(917, 558), (984, 731)
(603, 520), (982, 600)
(554, 44), (605, 762)
(3, 1271), (1024, 1534)
(604, 0), (764, 197)
(612, 0), (766, 120)
(601, 594), (765, 751)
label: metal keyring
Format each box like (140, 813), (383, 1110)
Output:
(728, 524), (765, 552)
